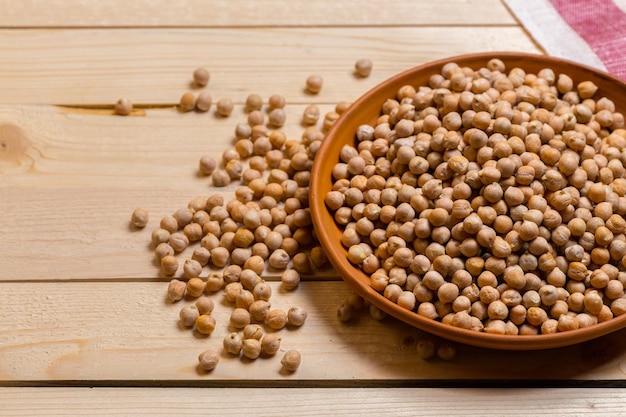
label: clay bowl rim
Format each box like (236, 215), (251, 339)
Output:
(310, 51), (626, 350)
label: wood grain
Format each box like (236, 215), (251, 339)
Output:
(0, 0), (517, 27)
(0, 28), (540, 105)
(1, 387), (625, 416)
(1, 281), (626, 382)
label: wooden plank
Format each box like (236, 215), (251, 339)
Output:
(0, 28), (540, 105)
(1, 281), (626, 382)
(0, 0), (517, 27)
(1, 387), (625, 416)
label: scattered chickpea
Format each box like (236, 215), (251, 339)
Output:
(198, 349), (219, 371)
(354, 58), (373, 78)
(416, 339), (436, 360)
(281, 350), (301, 372)
(223, 282), (244, 303)
(230, 308), (252, 329)
(205, 272), (225, 292)
(249, 299), (271, 322)
(216, 97), (234, 117)
(114, 97), (133, 116)
(179, 92), (197, 112)
(195, 297), (215, 315)
(261, 333), (282, 356)
(305, 75), (323, 94)
(182, 258), (202, 279)
(268, 94), (286, 110)
(266, 308), (288, 330)
(436, 343), (457, 361)
(130, 207), (149, 228)
(287, 306), (307, 327)
(245, 94), (264, 112)
(195, 314), (217, 335)
(186, 277), (206, 298)
(223, 332), (243, 355)
(167, 278), (187, 302)
(302, 104), (320, 126)
(243, 324), (264, 341)
(179, 305), (200, 327)
(242, 338), (263, 359)
(161, 255), (179, 277)
(155, 242), (174, 259)
(198, 155), (217, 176)
(196, 91), (213, 112)
(253, 281), (272, 301)
(337, 301), (355, 322)
(193, 67), (210, 87)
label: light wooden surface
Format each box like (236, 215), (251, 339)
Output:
(2, 1), (625, 416)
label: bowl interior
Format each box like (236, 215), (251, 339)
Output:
(310, 52), (626, 350)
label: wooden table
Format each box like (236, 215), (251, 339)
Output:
(1, 1), (625, 415)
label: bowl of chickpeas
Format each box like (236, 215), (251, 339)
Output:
(309, 52), (626, 350)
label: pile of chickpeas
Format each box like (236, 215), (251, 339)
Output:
(326, 58), (626, 336)
(133, 64), (382, 372)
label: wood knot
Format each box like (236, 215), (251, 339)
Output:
(0, 123), (30, 167)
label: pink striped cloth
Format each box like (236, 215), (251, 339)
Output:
(503, 0), (626, 80)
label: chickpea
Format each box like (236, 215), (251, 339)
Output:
(281, 350), (301, 372)
(242, 339), (262, 359)
(305, 75), (323, 94)
(114, 97), (133, 116)
(130, 207), (149, 228)
(266, 309), (288, 330)
(198, 349), (219, 371)
(195, 314), (217, 335)
(196, 91), (212, 112)
(230, 308), (251, 329)
(354, 58), (373, 78)
(216, 97), (234, 117)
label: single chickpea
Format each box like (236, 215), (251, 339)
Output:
(230, 308), (251, 329)
(161, 255), (179, 277)
(198, 349), (219, 371)
(223, 332), (243, 356)
(248, 300), (270, 323)
(179, 305), (200, 327)
(287, 306), (308, 327)
(266, 309), (288, 330)
(305, 75), (323, 94)
(216, 97), (234, 117)
(195, 297), (215, 315)
(196, 91), (212, 112)
(261, 333), (282, 356)
(302, 104), (320, 126)
(242, 339), (262, 360)
(223, 282), (244, 303)
(268, 94), (286, 110)
(195, 314), (217, 335)
(131, 207), (149, 228)
(166, 278), (186, 302)
(354, 58), (373, 77)
(268, 108), (286, 128)
(193, 67), (210, 87)
(205, 272), (224, 292)
(281, 350), (302, 372)
(179, 92), (197, 112)
(245, 94), (263, 112)
(186, 277), (206, 298)
(114, 97), (133, 116)
(281, 269), (301, 290)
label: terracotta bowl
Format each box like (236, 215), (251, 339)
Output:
(310, 52), (626, 350)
